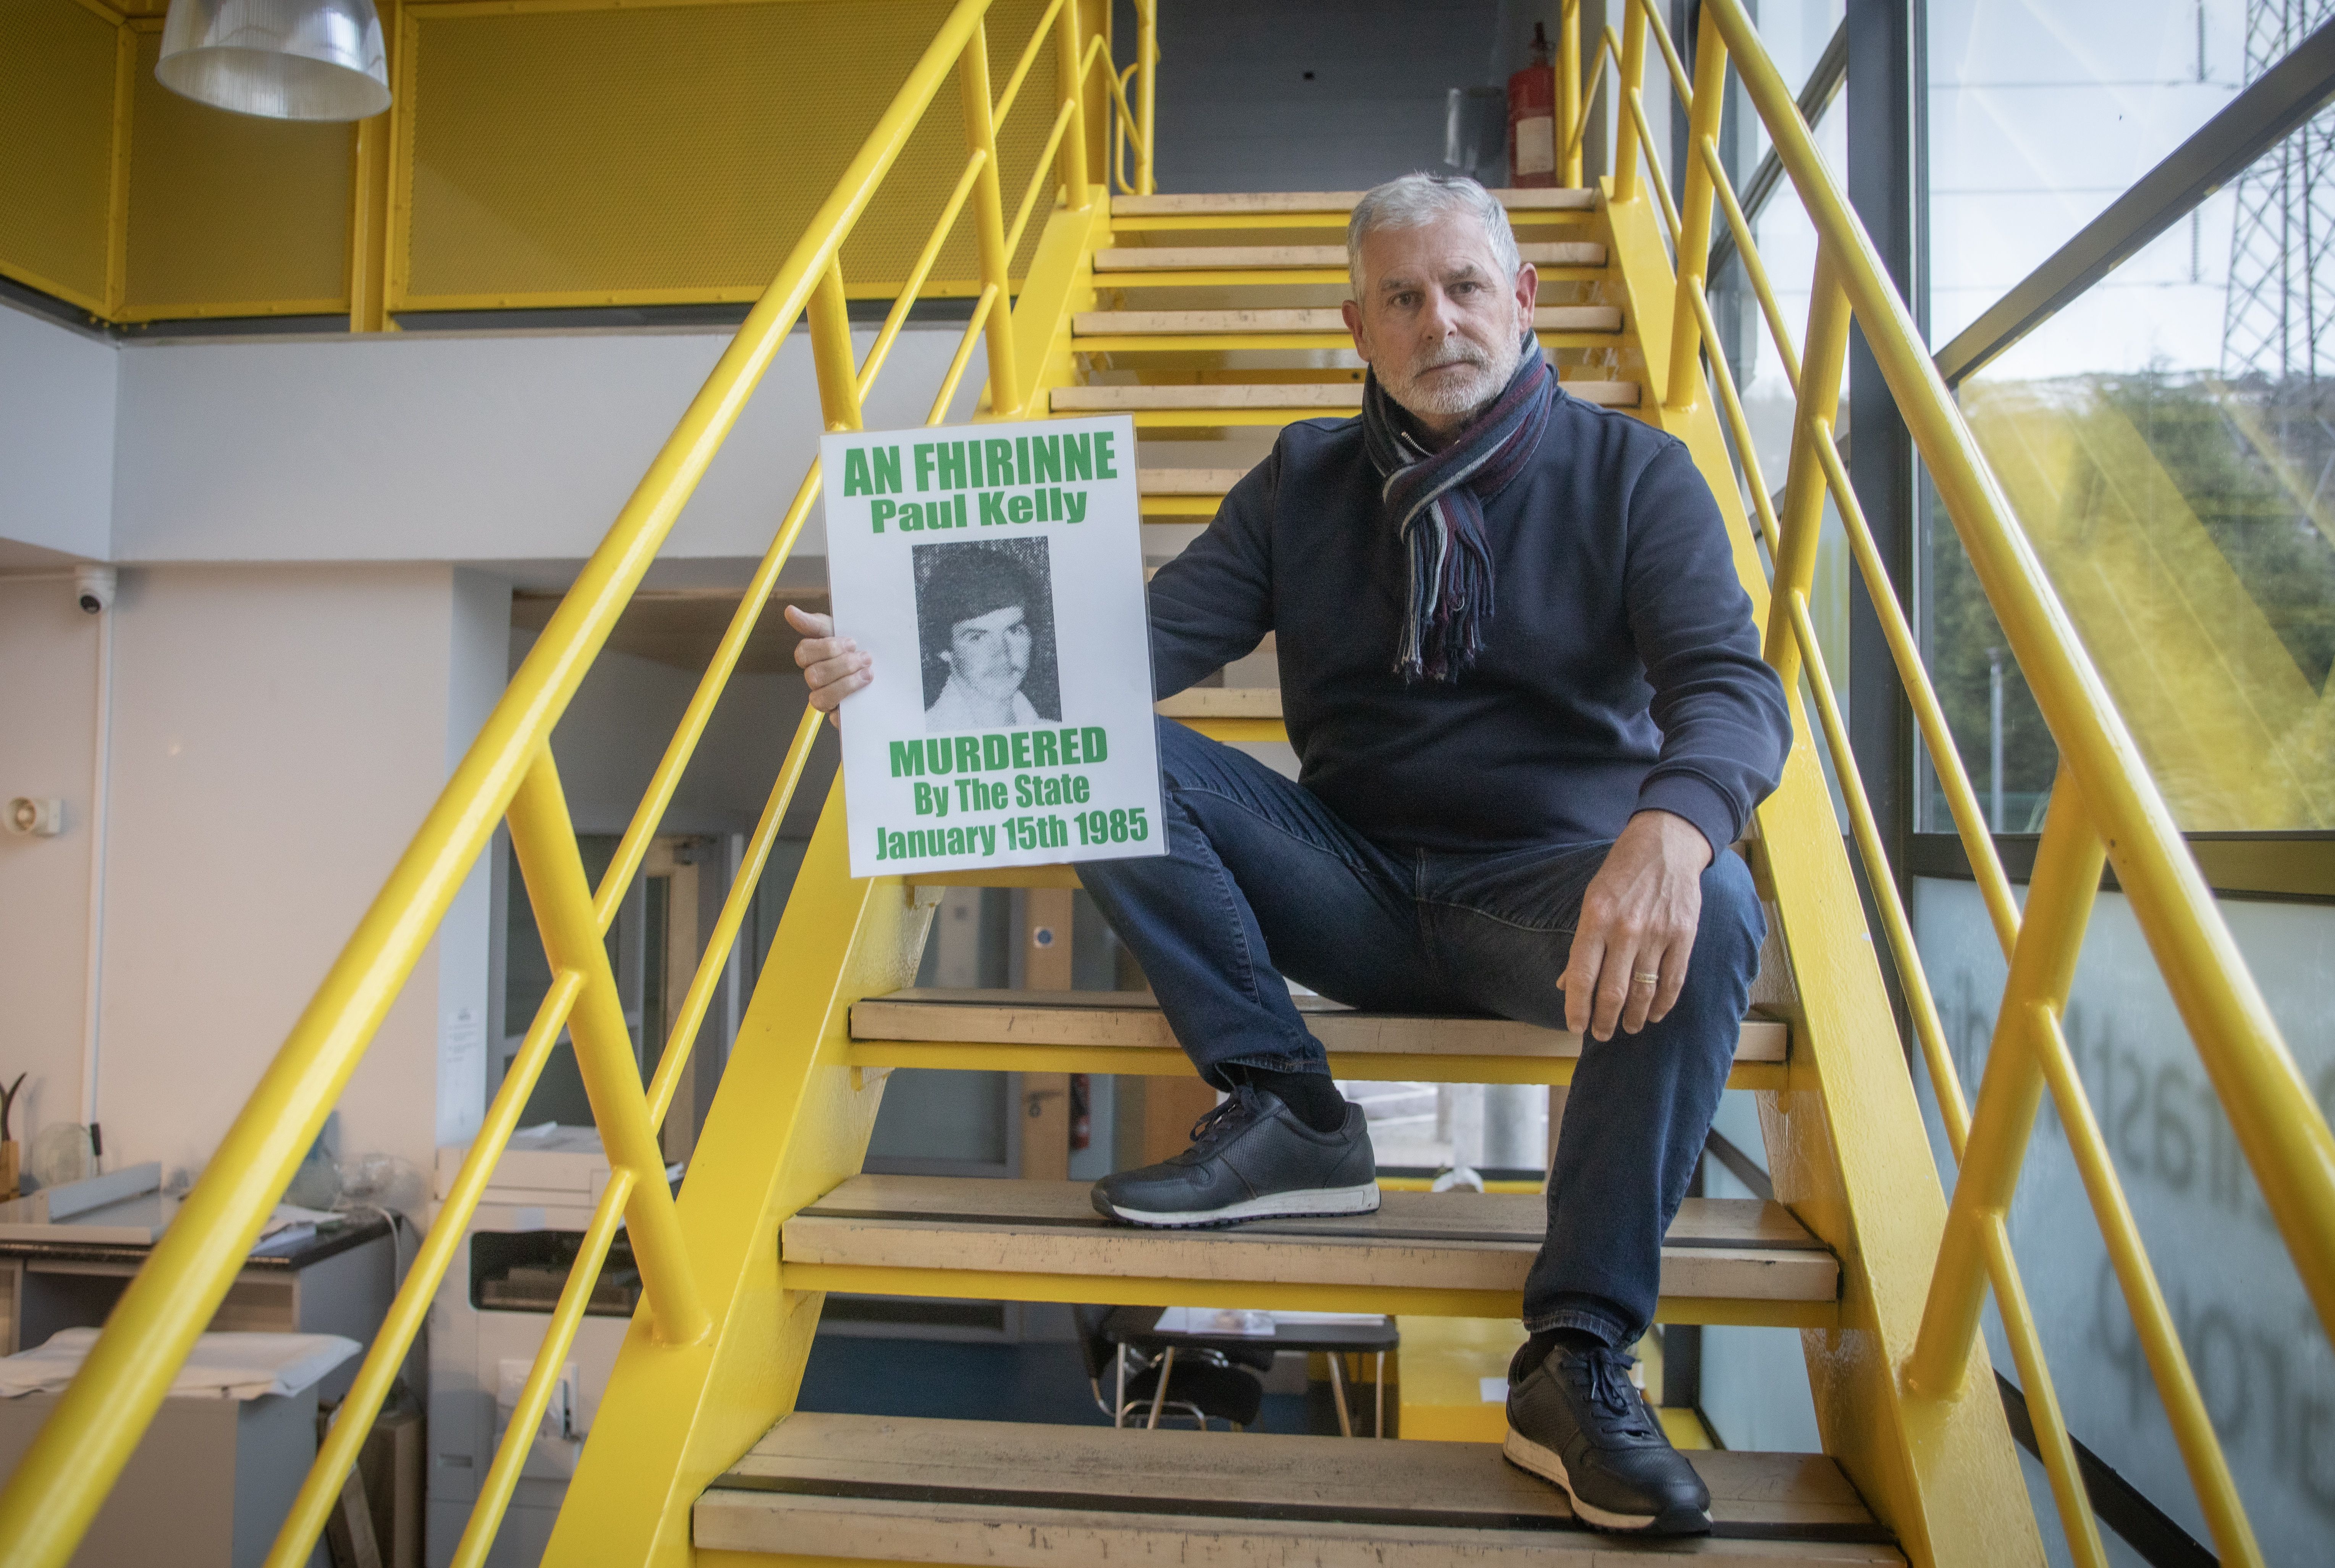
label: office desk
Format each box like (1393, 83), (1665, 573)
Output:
(1100, 1306), (1400, 1437)
(0, 1216), (395, 1404)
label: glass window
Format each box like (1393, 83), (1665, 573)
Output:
(1911, 878), (2335, 1564)
(1923, 107), (2335, 832)
(1734, 0), (1847, 179)
(1928, 0), (2247, 348)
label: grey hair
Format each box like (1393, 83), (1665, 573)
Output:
(1346, 173), (1522, 297)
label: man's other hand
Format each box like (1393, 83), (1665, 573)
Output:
(1560, 810), (1713, 1041)
(788, 604), (872, 728)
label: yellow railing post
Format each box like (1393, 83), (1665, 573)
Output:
(1612, 0), (1646, 204)
(809, 260), (865, 432)
(1559, 0), (1583, 185)
(1137, 0), (1157, 194)
(1763, 246), (1849, 687)
(1907, 776), (2105, 1398)
(959, 23), (1021, 413)
(1054, 0), (1091, 203)
(503, 755), (710, 1348)
(1662, 3), (1727, 412)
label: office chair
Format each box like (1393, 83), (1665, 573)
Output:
(1074, 1305), (1267, 1432)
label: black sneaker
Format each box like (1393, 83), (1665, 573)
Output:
(1090, 1084), (1378, 1226)
(1504, 1339), (1712, 1535)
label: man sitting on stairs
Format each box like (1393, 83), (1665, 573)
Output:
(787, 172), (1790, 1538)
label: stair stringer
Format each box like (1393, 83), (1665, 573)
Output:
(1600, 179), (2044, 1568)
(540, 774), (938, 1568)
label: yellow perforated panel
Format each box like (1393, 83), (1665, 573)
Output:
(397, 0), (1059, 309)
(121, 29), (352, 319)
(0, 0), (119, 312)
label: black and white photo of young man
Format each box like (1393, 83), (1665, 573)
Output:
(913, 538), (1062, 731)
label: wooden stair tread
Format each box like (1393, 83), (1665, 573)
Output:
(1063, 382), (1364, 409)
(1095, 241), (1607, 270)
(783, 1177), (1839, 1306)
(1111, 188), (1601, 216)
(851, 988), (1789, 1064)
(1157, 687), (1282, 718)
(1075, 306), (1622, 335)
(797, 1174), (1827, 1251)
(1054, 380), (1640, 411)
(1138, 466), (1256, 493)
(697, 1413), (1899, 1563)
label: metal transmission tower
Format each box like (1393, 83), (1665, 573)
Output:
(2223, 0), (2335, 381)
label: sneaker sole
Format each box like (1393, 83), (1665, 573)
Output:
(1503, 1427), (1710, 1536)
(1097, 1182), (1382, 1228)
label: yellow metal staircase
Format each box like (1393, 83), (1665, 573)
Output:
(4, 4), (2331, 1568)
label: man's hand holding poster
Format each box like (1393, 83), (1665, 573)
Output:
(821, 414), (1166, 878)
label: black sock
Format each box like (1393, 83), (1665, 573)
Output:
(1512, 1326), (1609, 1381)
(1239, 1066), (1348, 1134)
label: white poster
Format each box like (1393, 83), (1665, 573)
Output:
(822, 414), (1166, 879)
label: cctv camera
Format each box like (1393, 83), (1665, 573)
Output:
(73, 566), (115, 616)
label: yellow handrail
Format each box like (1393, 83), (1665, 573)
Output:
(1581, 2), (2332, 1564)
(0, 1), (1148, 1563)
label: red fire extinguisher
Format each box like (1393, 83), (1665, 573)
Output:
(1509, 22), (1558, 189)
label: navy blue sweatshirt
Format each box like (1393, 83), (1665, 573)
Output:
(1146, 391), (1790, 857)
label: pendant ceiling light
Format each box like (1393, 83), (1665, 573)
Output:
(156, 0), (390, 122)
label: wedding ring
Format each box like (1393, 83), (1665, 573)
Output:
(1632, 970), (1661, 987)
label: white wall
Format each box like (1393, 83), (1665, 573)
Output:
(0, 302), (115, 562)
(90, 564), (505, 1185)
(111, 324), (983, 567)
(433, 569), (511, 1148)
(0, 579), (104, 1151)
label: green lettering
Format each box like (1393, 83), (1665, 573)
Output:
(870, 498), (895, 533)
(871, 445), (901, 495)
(1011, 731), (1033, 768)
(1059, 727), (1082, 765)
(1081, 726), (1109, 763)
(1033, 730), (1060, 766)
(1094, 430), (1118, 479)
(889, 740), (925, 777)
(984, 439), (1015, 487)
(955, 736), (982, 774)
(1030, 435), (1061, 483)
(937, 441), (968, 490)
(1007, 493), (1033, 524)
(842, 448), (873, 496)
(1062, 432), (1092, 481)
(982, 734), (1011, 770)
(925, 738), (956, 776)
(979, 491), (1008, 526)
(914, 443), (936, 491)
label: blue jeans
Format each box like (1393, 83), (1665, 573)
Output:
(1079, 719), (1762, 1346)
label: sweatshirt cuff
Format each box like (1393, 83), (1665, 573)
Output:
(1633, 774), (1738, 862)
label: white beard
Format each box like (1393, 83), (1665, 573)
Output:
(1385, 330), (1526, 423)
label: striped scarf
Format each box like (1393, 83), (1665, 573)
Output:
(1361, 336), (1554, 683)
